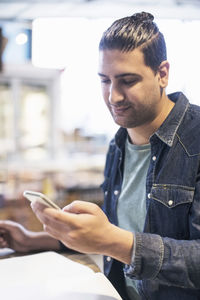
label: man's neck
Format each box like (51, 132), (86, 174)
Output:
(127, 96), (175, 145)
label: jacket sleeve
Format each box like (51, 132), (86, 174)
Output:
(124, 181), (200, 290)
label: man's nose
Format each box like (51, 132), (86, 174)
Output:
(108, 84), (124, 104)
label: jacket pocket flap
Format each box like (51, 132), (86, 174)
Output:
(151, 184), (194, 208)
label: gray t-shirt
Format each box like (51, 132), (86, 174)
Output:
(117, 137), (151, 299)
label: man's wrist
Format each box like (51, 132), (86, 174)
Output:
(104, 224), (134, 265)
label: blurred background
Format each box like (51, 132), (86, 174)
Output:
(0, 0), (200, 230)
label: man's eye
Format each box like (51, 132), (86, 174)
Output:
(122, 79), (137, 85)
(101, 79), (110, 84)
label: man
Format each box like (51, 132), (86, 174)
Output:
(1, 12), (200, 300)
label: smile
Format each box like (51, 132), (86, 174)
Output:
(111, 105), (130, 115)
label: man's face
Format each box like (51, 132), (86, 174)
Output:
(98, 48), (166, 129)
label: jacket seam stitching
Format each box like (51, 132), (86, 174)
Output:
(152, 183), (195, 191)
(176, 133), (200, 157)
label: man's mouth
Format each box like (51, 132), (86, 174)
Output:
(111, 105), (130, 115)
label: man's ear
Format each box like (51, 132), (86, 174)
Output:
(158, 60), (169, 88)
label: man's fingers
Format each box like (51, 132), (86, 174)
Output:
(43, 224), (65, 242)
(0, 220), (19, 229)
(31, 201), (49, 213)
(63, 200), (100, 215)
(31, 201), (80, 227)
(32, 200), (101, 220)
(0, 234), (9, 248)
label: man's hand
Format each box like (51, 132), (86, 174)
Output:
(31, 200), (134, 264)
(0, 220), (60, 253)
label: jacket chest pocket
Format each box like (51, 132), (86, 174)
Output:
(148, 184), (194, 239)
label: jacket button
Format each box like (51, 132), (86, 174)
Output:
(147, 193), (151, 199)
(152, 156), (156, 161)
(106, 256), (111, 262)
(114, 190), (119, 195)
(104, 191), (108, 196)
(168, 200), (173, 206)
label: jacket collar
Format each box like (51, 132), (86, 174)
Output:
(154, 92), (189, 147)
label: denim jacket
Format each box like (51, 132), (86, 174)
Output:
(101, 92), (200, 300)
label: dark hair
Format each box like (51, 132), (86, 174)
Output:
(99, 12), (167, 73)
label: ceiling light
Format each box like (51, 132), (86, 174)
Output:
(15, 32), (28, 45)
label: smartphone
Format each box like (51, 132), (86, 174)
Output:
(23, 190), (60, 210)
